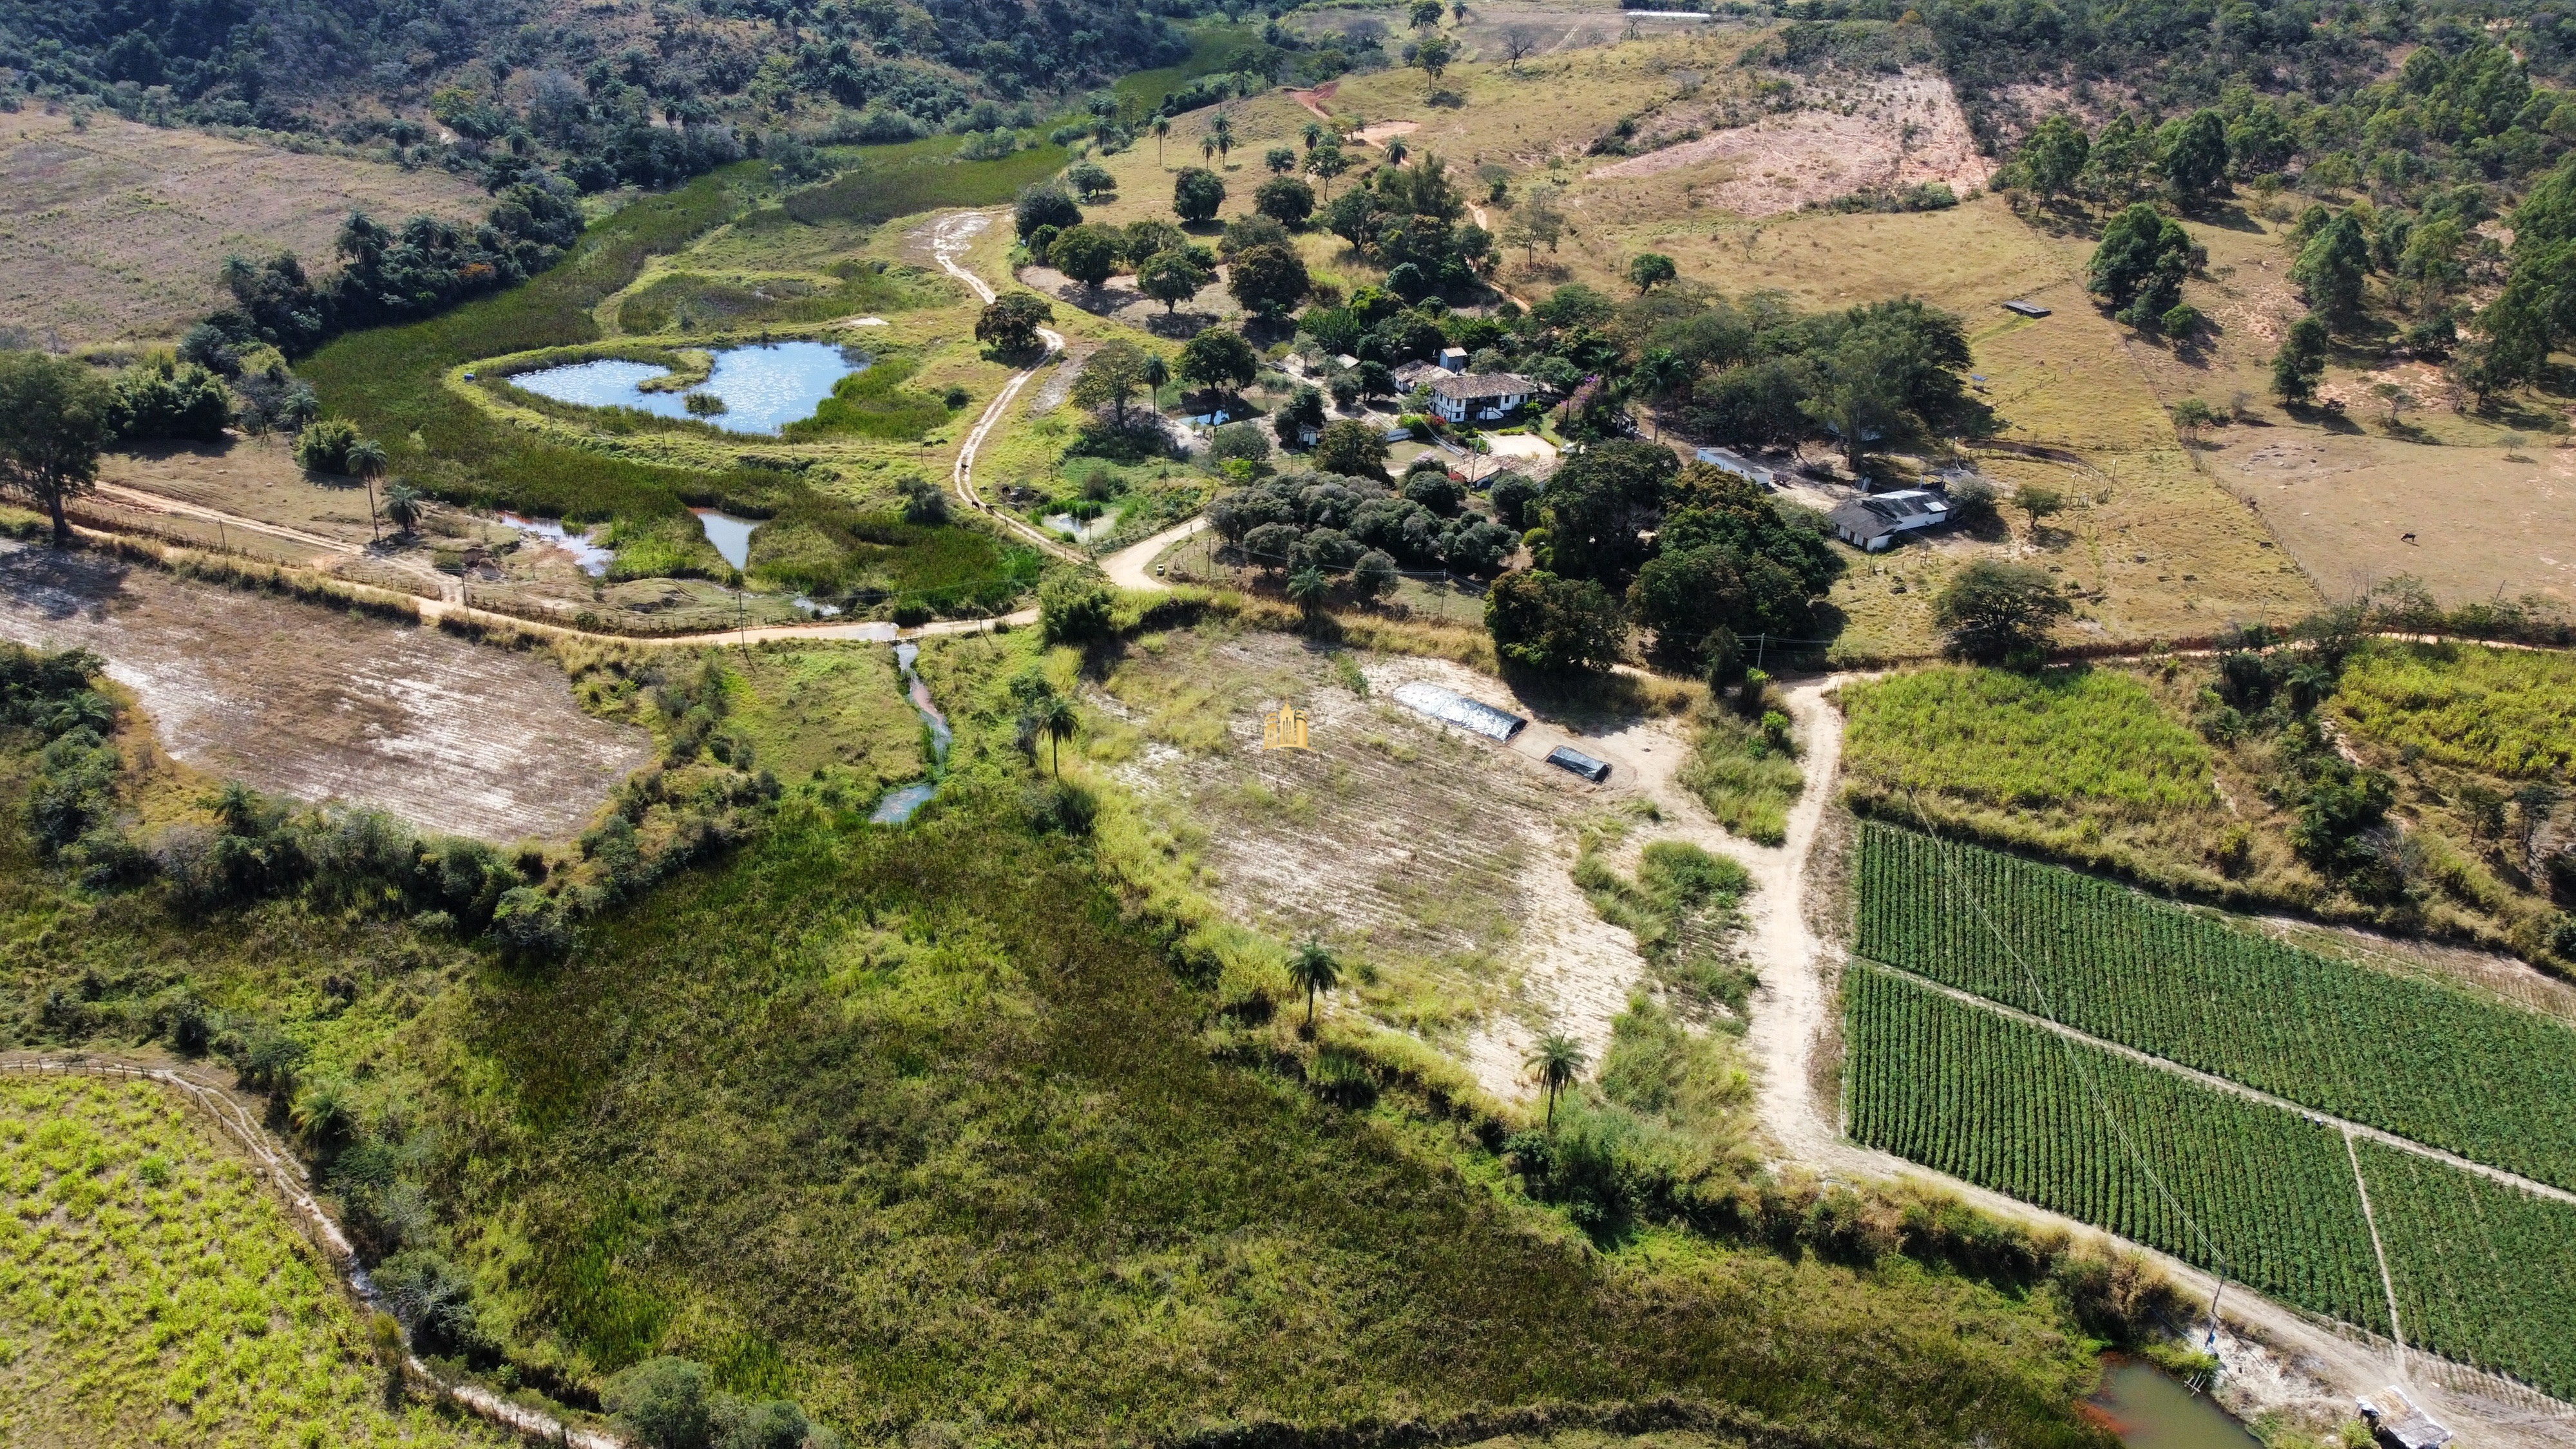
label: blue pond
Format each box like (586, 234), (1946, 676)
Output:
(510, 341), (858, 435)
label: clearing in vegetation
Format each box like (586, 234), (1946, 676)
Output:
(0, 542), (650, 842)
(1844, 962), (2391, 1333)
(1856, 825), (2576, 1193)
(0, 107), (487, 346)
(0, 1074), (509, 1448)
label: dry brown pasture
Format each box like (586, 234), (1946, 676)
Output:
(0, 108), (486, 345)
(0, 541), (649, 840)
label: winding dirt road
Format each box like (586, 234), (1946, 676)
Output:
(925, 211), (1083, 565)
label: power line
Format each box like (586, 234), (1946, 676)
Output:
(1907, 796), (2233, 1352)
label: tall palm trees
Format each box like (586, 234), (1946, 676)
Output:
(1525, 1032), (1587, 1130)
(1035, 694), (1078, 775)
(1289, 937), (1340, 1030)
(1154, 116), (1170, 165)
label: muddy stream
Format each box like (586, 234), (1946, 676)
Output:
(871, 641), (950, 824)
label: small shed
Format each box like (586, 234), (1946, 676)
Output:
(2003, 299), (2052, 317)
(1545, 746), (1612, 783)
(1827, 488), (1953, 552)
(1693, 446), (1779, 489)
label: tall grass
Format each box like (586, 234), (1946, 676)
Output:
(1841, 666), (2217, 815)
(2331, 641), (2576, 780)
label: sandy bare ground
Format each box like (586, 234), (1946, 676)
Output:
(0, 108), (486, 345)
(0, 543), (649, 842)
(1591, 70), (1991, 215)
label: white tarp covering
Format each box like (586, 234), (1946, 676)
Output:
(1392, 681), (1527, 741)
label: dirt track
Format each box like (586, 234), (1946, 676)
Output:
(0, 542), (649, 842)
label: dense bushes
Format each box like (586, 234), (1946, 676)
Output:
(1208, 468), (1516, 579)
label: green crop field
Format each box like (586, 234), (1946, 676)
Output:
(1841, 668), (2218, 815)
(2330, 641), (2576, 781)
(1856, 824), (2576, 1191)
(0, 1075), (508, 1448)
(2354, 1141), (2576, 1399)
(1844, 965), (2390, 1331)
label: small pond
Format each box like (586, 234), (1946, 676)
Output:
(691, 509), (758, 570)
(871, 641), (953, 825)
(498, 513), (613, 576)
(1043, 508), (1121, 542)
(2083, 1357), (2261, 1449)
(510, 341), (859, 435)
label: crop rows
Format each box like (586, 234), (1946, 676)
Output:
(1857, 824), (2576, 1191)
(1846, 964), (2390, 1330)
(2356, 1141), (2576, 1400)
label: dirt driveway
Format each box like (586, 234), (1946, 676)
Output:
(0, 544), (650, 842)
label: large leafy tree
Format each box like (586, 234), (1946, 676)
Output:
(1136, 249), (1214, 313)
(975, 293), (1055, 355)
(1178, 328), (1259, 399)
(1485, 569), (1625, 673)
(1536, 441), (1676, 583)
(2155, 109), (2231, 205)
(1225, 243), (1312, 318)
(1048, 223), (1123, 288)
(1014, 184), (1082, 240)
(2015, 115), (2090, 203)
(1933, 560), (2071, 667)
(1071, 339), (1154, 427)
(1173, 167), (1227, 224)
(1254, 175), (1316, 229)
(0, 352), (114, 546)
(2271, 312), (2331, 405)
(1311, 419), (1390, 480)
(2086, 203), (2200, 330)
(2292, 211), (2372, 332)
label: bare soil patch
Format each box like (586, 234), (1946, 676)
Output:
(1591, 70), (1990, 216)
(1017, 264), (1236, 336)
(0, 542), (649, 840)
(0, 108), (486, 345)
(1101, 627), (1757, 1101)
(2202, 429), (2576, 608)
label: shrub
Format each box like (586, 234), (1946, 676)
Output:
(294, 417), (363, 473)
(1039, 569), (1116, 644)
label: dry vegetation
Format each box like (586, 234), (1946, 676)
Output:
(0, 107), (487, 346)
(0, 541), (650, 840)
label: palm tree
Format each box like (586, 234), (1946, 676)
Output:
(1143, 352), (1170, 402)
(1302, 120), (1324, 151)
(1035, 694), (1078, 775)
(1212, 112), (1234, 160)
(347, 438), (388, 540)
(1525, 1032), (1586, 1130)
(383, 482), (425, 535)
(1154, 116), (1170, 164)
(1286, 565), (1330, 629)
(1201, 134), (1218, 164)
(291, 1080), (354, 1146)
(1289, 937), (1341, 1028)
(1384, 137), (1409, 167)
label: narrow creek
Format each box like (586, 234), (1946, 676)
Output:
(872, 641), (951, 824)
(2082, 1356), (2263, 1449)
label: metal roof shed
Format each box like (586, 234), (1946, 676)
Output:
(1392, 682), (1527, 741)
(1546, 746), (1611, 782)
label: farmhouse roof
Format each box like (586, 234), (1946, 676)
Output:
(1431, 371), (1534, 400)
(1827, 488), (1951, 542)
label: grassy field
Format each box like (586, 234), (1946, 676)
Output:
(0, 1074), (511, 1448)
(0, 107), (487, 346)
(2329, 641), (2576, 779)
(1841, 667), (2217, 814)
(1837, 653), (2571, 960)
(720, 642), (929, 794)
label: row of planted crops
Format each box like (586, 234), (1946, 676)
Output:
(1848, 826), (2576, 1399)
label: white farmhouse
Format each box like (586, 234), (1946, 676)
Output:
(1429, 372), (1536, 424)
(1826, 489), (1952, 552)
